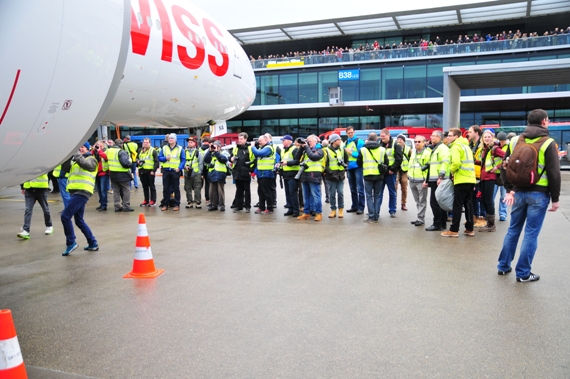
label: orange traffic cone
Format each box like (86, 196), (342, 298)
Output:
(0, 309), (28, 378)
(123, 214), (164, 279)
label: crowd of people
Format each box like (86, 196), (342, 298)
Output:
(17, 109), (560, 282)
(249, 26), (570, 68)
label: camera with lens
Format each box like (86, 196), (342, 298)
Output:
(295, 137), (306, 145)
(137, 159), (145, 168)
(294, 162), (309, 180)
(337, 158), (348, 169)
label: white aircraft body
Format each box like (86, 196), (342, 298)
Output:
(0, 0), (256, 188)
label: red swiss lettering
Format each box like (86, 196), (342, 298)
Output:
(129, 2), (231, 76)
(130, 0), (151, 55)
(152, 0), (173, 62)
(203, 18), (229, 77)
(171, 5), (205, 70)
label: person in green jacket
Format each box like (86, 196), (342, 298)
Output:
(442, 128), (477, 237)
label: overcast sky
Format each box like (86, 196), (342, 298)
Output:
(191, 0), (494, 30)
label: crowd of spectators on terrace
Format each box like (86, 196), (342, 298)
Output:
(249, 26), (570, 67)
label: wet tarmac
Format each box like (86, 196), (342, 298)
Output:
(1, 175), (570, 379)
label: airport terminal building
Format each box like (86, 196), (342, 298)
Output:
(225, 0), (570, 141)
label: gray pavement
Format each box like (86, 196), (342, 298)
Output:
(1, 175), (570, 379)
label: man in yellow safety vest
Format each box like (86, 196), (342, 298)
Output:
(17, 173), (53, 239)
(61, 142), (99, 256)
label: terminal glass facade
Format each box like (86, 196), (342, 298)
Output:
(254, 50), (570, 106)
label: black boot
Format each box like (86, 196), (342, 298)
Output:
(479, 215), (496, 232)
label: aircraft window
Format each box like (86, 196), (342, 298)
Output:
(156, 19), (161, 31)
(136, 12), (142, 25)
(146, 16), (152, 27)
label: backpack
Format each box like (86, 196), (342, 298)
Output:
(505, 136), (552, 187)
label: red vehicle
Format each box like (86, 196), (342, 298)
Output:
(319, 127), (346, 141)
(202, 132), (240, 146)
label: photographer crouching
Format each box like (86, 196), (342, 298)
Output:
(296, 135), (325, 221)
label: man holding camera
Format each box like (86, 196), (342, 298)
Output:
(107, 139), (134, 212)
(92, 141), (109, 211)
(231, 132), (255, 213)
(251, 135), (276, 214)
(138, 138), (159, 207)
(408, 136), (431, 227)
(280, 135), (301, 217)
(158, 133), (186, 211)
(296, 135), (325, 221)
(204, 140), (228, 211)
(324, 134), (348, 218)
(357, 133), (388, 223)
(184, 137), (203, 209)
(61, 142), (99, 256)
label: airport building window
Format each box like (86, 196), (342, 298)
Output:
(340, 80), (359, 101)
(279, 118), (298, 136)
(260, 75), (279, 105)
(318, 72), (338, 102)
(358, 116), (381, 129)
(298, 118), (318, 136)
(319, 118), (338, 134)
(339, 117), (359, 129)
(279, 74), (298, 104)
(261, 119), (279, 136)
(253, 77), (260, 105)
(403, 64), (427, 99)
(360, 68), (381, 100)
(382, 66), (403, 100)
(426, 63), (448, 97)
(299, 73), (318, 103)
(498, 111), (527, 126)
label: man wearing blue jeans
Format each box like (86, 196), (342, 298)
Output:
(61, 142), (99, 256)
(493, 132), (509, 221)
(497, 109), (560, 282)
(344, 126), (365, 215)
(296, 135), (325, 221)
(379, 129), (403, 218)
(324, 134), (348, 218)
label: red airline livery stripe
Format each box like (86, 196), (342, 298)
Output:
(0, 69), (21, 125)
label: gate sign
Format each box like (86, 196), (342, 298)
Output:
(338, 69), (360, 81)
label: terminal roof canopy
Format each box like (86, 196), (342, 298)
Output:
(229, 0), (570, 45)
(443, 58), (570, 88)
